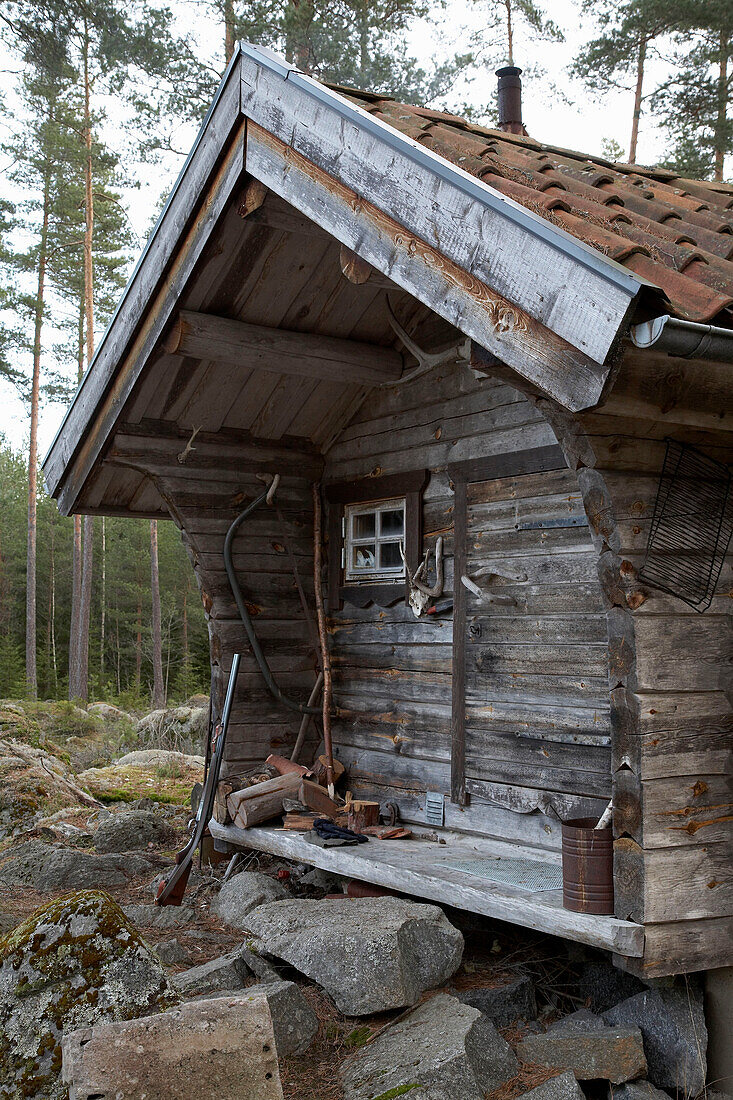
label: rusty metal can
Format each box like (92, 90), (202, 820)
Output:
(561, 817), (614, 915)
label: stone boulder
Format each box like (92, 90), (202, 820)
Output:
(517, 1024), (647, 1084)
(518, 1071), (586, 1100)
(457, 974), (537, 1026)
(0, 839), (157, 892)
(342, 992), (518, 1100)
(211, 870), (289, 930)
(115, 748), (205, 768)
(88, 702), (132, 723)
(0, 737), (97, 837)
(174, 951), (251, 997)
(155, 939), (191, 966)
(246, 897), (464, 1016)
(136, 706), (208, 753)
(62, 992), (283, 1100)
(0, 890), (177, 1100)
(77, 752), (203, 806)
(94, 808), (175, 853)
(256, 980), (318, 1057)
(123, 902), (196, 930)
(609, 1081), (676, 1100)
(604, 984), (708, 1096)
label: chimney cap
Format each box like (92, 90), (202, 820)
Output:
(495, 65), (522, 77)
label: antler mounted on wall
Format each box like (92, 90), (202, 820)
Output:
(385, 299), (470, 387)
(400, 537), (444, 618)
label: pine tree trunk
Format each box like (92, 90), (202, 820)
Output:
(76, 515), (94, 702)
(135, 588), (143, 692)
(68, 302), (85, 697)
(150, 520), (165, 709)
(26, 115), (53, 698)
(182, 579), (189, 696)
(99, 516), (105, 680)
(224, 0), (235, 62)
(73, 12), (96, 702)
(50, 524), (57, 694)
(715, 31), (728, 182)
(505, 0), (514, 66)
(629, 37), (646, 164)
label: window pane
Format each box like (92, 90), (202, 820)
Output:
(352, 544), (376, 570)
(380, 508), (404, 536)
(379, 541), (402, 569)
(352, 511), (376, 539)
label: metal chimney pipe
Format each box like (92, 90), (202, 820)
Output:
(496, 65), (525, 135)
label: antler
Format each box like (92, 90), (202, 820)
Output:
(385, 299), (470, 386)
(411, 537), (443, 596)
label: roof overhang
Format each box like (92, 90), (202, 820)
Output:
(43, 42), (664, 514)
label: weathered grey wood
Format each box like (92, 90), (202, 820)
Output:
(244, 122), (616, 412)
(239, 53), (646, 370)
(209, 819), (644, 956)
(165, 309), (404, 384)
(614, 837), (731, 922)
(614, 916), (733, 978)
(614, 771), (732, 848)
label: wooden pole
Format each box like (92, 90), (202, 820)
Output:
(312, 482), (335, 796)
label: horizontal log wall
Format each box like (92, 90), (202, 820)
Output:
(325, 363), (611, 851)
(155, 471), (321, 776)
(533, 346), (732, 977)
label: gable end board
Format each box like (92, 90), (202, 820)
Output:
(239, 44), (657, 366)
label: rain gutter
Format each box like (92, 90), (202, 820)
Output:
(630, 315), (733, 363)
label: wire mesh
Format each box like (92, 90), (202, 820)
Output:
(640, 439), (732, 612)
(441, 857), (563, 892)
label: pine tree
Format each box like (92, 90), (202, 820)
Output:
(571, 0), (684, 163)
(652, 1), (732, 180)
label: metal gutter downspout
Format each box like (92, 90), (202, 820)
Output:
(631, 314), (733, 362)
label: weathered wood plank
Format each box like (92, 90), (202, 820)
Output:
(614, 837), (731, 922)
(209, 819), (644, 955)
(244, 122), (616, 412)
(240, 54), (644, 370)
(614, 916), (733, 978)
(165, 309), (404, 384)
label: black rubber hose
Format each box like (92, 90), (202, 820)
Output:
(224, 490), (321, 715)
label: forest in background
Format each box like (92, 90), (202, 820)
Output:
(0, 0), (730, 708)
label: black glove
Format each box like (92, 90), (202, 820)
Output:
(313, 818), (369, 844)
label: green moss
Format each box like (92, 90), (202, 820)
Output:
(371, 1086), (420, 1100)
(344, 1025), (372, 1048)
(0, 890), (179, 1099)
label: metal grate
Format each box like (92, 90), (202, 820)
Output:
(425, 791), (445, 827)
(640, 439), (732, 612)
(442, 857), (563, 892)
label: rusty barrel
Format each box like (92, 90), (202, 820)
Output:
(561, 817), (614, 914)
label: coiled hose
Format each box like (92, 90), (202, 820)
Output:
(223, 488), (321, 716)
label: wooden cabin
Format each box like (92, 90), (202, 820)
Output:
(43, 44), (732, 979)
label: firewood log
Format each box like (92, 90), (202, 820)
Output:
(347, 800), (380, 832)
(227, 772), (302, 829)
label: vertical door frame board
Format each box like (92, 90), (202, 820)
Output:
(447, 444), (567, 806)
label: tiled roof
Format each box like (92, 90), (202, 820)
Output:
(337, 87), (733, 326)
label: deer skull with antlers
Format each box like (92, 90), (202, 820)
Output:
(400, 537), (444, 617)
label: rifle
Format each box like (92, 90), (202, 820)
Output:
(155, 653), (241, 906)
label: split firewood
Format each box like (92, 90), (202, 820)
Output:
(347, 800), (380, 832)
(227, 772), (302, 829)
(282, 811), (320, 831)
(298, 778), (344, 819)
(361, 826), (413, 839)
(310, 755), (346, 788)
(265, 754), (312, 778)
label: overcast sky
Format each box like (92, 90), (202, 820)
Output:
(0, 0), (675, 459)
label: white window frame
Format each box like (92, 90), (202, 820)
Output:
(343, 497), (406, 583)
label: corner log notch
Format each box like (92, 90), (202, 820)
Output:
(165, 310), (404, 385)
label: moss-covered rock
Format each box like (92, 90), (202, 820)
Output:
(0, 889), (179, 1100)
(77, 758), (203, 806)
(0, 840), (158, 892)
(0, 738), (96, 838)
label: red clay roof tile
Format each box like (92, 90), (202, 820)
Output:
(339, 89), (733, 326)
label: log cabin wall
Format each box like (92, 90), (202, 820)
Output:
(155, 470), (321, 777)
(324, 362), (613, 852)
(533, 346), (733, 977)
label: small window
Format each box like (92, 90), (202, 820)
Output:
(344, 499), (406, 582)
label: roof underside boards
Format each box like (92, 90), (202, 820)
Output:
(42, 42), (730, 515)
